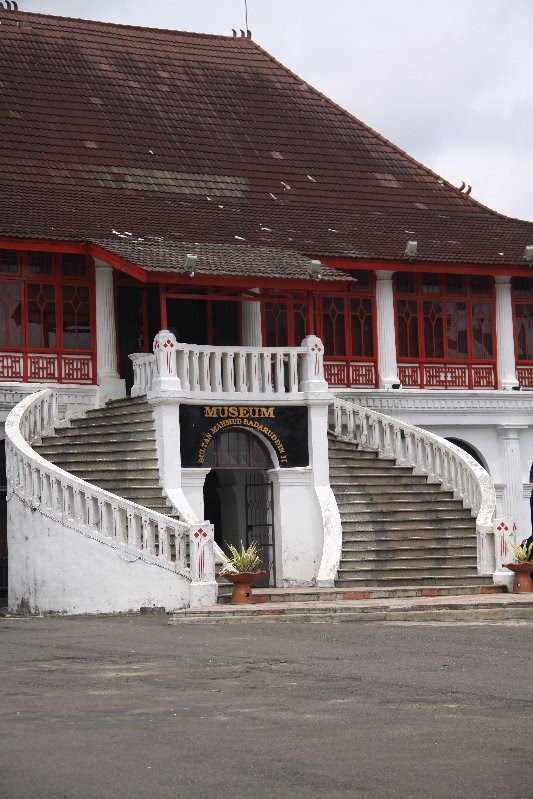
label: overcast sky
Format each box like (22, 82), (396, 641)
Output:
(20, 0), (533, 221)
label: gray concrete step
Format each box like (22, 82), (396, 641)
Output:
(335, 573), (492, 587)
(339, 519), (475, 532)
(329, 434), (480, 590)
(333, 491), (457, 502)
(33, 398), (184, 525)
(171, 592), (530, 625)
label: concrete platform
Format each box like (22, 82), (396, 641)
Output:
(171, 590), (533, 624)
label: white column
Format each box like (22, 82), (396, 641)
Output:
(375, 270), (400, 389)
(498, 425), (528, 539)
(494, 276), (519, 390)
(241, 289), (262, 346)
(94, 261), (125, 402)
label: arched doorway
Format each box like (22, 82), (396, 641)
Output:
(446, 438), (487, 470)
(202, 428), (275, 587)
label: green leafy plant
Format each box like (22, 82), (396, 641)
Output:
(220, 540), (262, 573)
(509, 540), (533, 563)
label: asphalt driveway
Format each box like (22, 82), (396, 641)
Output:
(1, 615), (531, 799)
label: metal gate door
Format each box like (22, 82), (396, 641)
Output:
(245, 472), (275, 588)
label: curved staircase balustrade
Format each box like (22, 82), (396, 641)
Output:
(331, 398), (497, 575)
(129, 332), (328, 398)
(5, 390), (214, 585)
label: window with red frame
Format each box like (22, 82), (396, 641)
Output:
(263, 296), (312, 348)
(263, 277), (376, 363)
(317, 274), (375, 360)
(513, 277), (533, 362)
(0, 249), (94, 382)
(395, 272), (494, 363)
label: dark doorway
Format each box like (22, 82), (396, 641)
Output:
(167, 298), (208, 345)
(212, 301), (240, 345)
(203, 470), (222, 547)
(117, 285), (161, 393)
(245, 472), (274, 587)
(166, 297), (240, 346)
(202, 429), (275, 586)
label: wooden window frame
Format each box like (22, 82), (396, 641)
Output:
(394, 272), (497, 390)
(0, 249), (96, 384)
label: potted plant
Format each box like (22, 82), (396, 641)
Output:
(504, 540), (533, 593)
(219, 541), (266, 605)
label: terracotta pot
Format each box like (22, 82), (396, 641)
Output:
(503, 562), (533, 593)
(220, 570), (266, 604)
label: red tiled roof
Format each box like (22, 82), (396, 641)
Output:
(0, 9), (532, 272)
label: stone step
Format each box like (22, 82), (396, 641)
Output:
(89, 486), (165, 498)
(331, 475), (433, 486)
(32, 396), (187, 525)
(56, 471), (161, 486)
(34, 440), (155, 463)
(102, 395), (149, 409)
(218, 584), (503, 605)
(52, 461), (159, 474)
(341, 514), (472, 535)
(38, 430), (155, 446)
(336, 486), (454, 507)
(65, 417), (155, 432)
(335, 573), (491, 587)
(330, 510), (472, 523)
(172, 592), (529, 625)
(83, 400), (152, 419)
(340, 529), (476, 544)
(342, 540), (476, 556)
(329, 462), (418, 473)
(327, 442), (388, 455)
(329, 432), (478, 590)
(338, 553), (478, 570)
(330, 475), (442, 494)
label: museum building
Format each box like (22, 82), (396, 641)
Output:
(1, 8), (532, 612)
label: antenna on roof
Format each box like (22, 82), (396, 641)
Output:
(243, 0), (251, 38)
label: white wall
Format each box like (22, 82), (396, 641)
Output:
(8, 493), (190, 614)
(270, 468), (324, 586)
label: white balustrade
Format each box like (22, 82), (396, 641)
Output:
(129, 331), (326, 399)
(5, 390), (214, 586)
(331, 398), (497, 575)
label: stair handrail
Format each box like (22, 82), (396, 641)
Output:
(130, 331), (328, 398)
(5, 390), (215, 586)
(331, 398), (497, 575)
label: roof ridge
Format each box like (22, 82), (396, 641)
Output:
(247, 38), (509, 222)
(4, 9), (240, 41)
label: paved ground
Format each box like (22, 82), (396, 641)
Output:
(1, 615), (532, 799)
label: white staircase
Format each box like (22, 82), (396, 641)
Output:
(5, 390), (216, 615)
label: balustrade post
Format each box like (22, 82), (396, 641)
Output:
(189, 523), (217, 608)
(152, 330), (182, 393)
(299, 336), (328, 392)
(211, 351), (222, 392)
